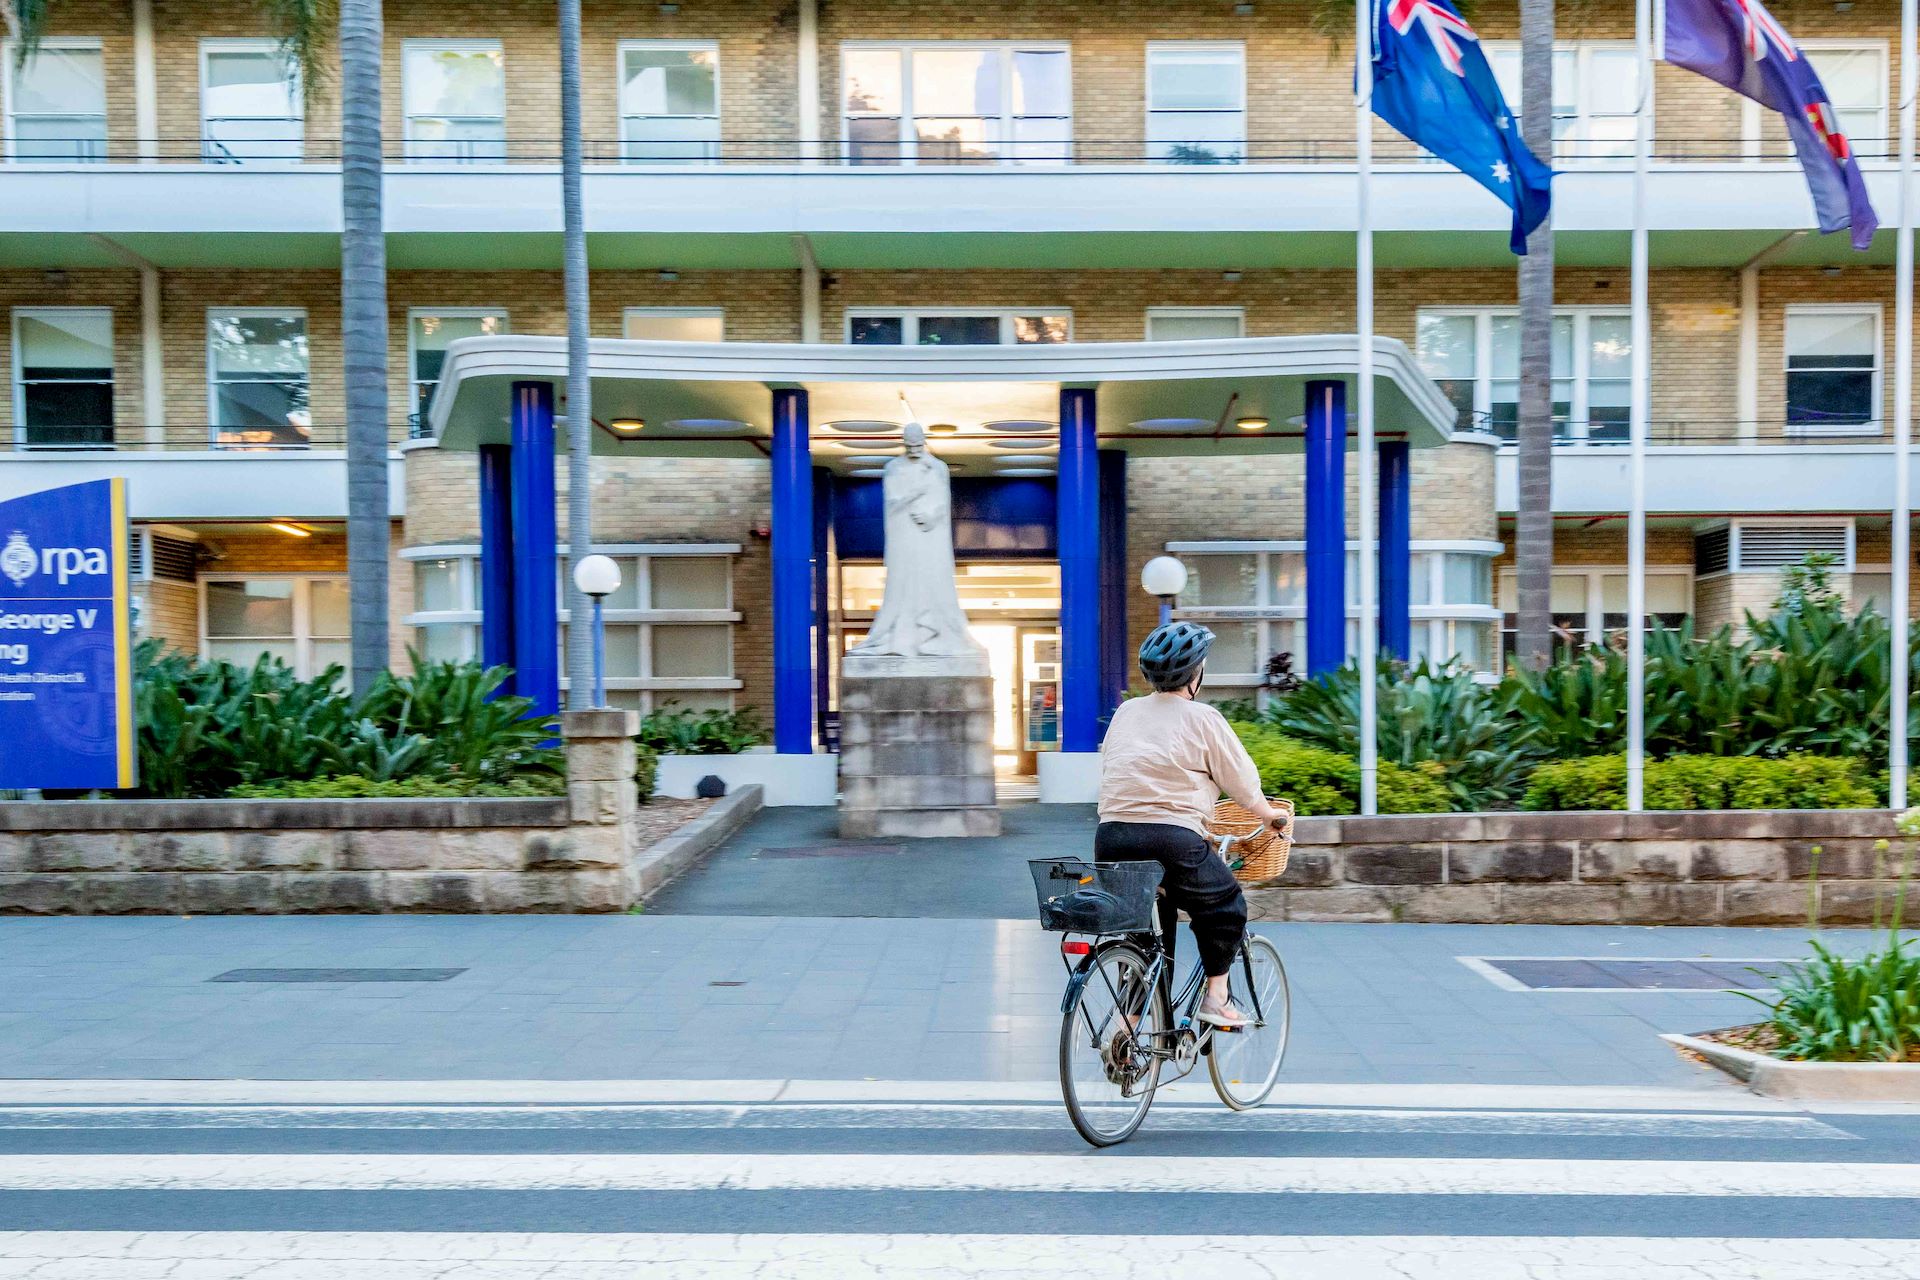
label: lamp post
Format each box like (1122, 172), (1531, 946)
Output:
(1141, 555), (1187, 627)
(571, 554), (621, 709)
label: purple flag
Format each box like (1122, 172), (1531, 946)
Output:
(1665, 0), (1877, 250)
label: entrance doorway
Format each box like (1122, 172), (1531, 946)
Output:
(835, 561), (1061, 777)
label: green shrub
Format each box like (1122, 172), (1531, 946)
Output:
(634, 744), (660, 803)
(229, 774), (566, 799)
(1522, 753), (1880, 811)
(1751, 937), (1920, 1062)
(1231, 722), (1452, 816)
(636, 704), (767, 755)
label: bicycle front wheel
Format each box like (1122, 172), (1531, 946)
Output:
(1059, 941), (1167, 1147)
(1208, 933), (1290, 1110)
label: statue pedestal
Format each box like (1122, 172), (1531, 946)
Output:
(837, 662), (1000, 839)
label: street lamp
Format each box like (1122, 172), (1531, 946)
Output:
(572, 554), (622, 709)
(1140, 555), (1187, 627)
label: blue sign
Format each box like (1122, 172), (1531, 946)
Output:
(0, 479), (135, 790)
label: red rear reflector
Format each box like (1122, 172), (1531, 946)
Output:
(1061, 941), (1092, 956)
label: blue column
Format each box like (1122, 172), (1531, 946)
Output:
(477, 443), (517, 691)
(771, 388), (814, 754)
(1058, 387), (1101, 752)
(509, 382), (560, 718)
(1097, 449), (1129, 720)
(1304, 379), (1347, 677)
(811, 466), (834, 747)
(1378, 440), (1413, 662)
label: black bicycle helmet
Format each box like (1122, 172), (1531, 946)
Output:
(1138, 621), (1215, 691)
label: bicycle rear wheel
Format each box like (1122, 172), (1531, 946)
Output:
(1208, 934), (1290, 1110)
(1059, 941), (1167, 1147)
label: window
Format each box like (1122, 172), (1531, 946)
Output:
(403, 546), (742, 712)
(1416, 307), (1630, 441)
(12, 308), (112, 448)
(1145, 308), (1244, 342)
(409, 309), (506, 427)
(403, 41), (506, 163)
(624, 307), (724, 341)
(1499, 568), (1692, 657)
(847, 309), (1070, 345)
(1785, 306), (1879, 432)
(1146, 44), (1244, 165)
(4, 38), (106, 162)
(619, 41), (718, 163)
(1171, 541), (1501, 680)
(202, 577), (349, 679)
(841, 43), (1070, 165)
(201, 40), (301, 162)
(1487, 43), (1640, 161)
(1743, 45), (1886, 161)
(207, 309), (309, 447)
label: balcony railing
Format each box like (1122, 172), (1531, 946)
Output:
(0, 425), (361, 453)
(1483, 418), (1894, 447)
(0, 135), (1896, 167)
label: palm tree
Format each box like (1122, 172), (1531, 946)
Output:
(336, 0), (388, 697)
(1513, 0), (1556, 672)
(7, 1), (389, 694)
(558, 0), (595, 708)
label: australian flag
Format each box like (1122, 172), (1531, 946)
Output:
(1371, 0), (1552, 255)
(1666, 0), (1877, 250)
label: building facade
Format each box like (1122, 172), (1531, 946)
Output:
(0, 0), (1910, 767)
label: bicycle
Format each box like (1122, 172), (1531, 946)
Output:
(1029, 832), (1291, 1147)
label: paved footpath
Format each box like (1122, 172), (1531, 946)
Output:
(0, 1077), (1913, 1277)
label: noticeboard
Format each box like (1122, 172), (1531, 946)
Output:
(0, 479), (135, 790)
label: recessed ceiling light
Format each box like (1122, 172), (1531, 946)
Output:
(1236, 417), (1270, 431)
(989, 438), (1055, 450)
(848, 467), (887, 478)
(1129, 417), (1213, 433)
(983, 419), (1055, 433)
(835, 438), (895, 450)
(267, 521), (311, 538)
(608, 418), (645, 433)
(927, 422), (959, 435)
(994, 467), (1057, 478)
(826, 419), (898, 433)
(664, 418), (752, 433)
(842, 454), (896, 466)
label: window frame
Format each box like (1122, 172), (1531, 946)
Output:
(1, 36), (108, 163)
(1416, 305), (1631, 442)
(1144, 306), (1245, 342)
(1484, 40), (1642, 164)
(11, 305), (114, 449)
(198, 37), (303, 164)
(844, 307), (1074, 345)
(623, 306), (726, 341)
(198, 573), (350, 681)
(1782, 303), (1883, 436)
(1497, 564), (1694, 654)
(1741, 40), (1888, 162)
(838, 40), (1074, 167)
(1165, 538), (1504, 684)
(407, 307), (508, 427)
(616, 39), (721, 164)
(205, 305), (311, 446)
(1144, 41), (1247, 165)
(401, 38), (507, 164)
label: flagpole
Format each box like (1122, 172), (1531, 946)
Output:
(1893, 0), (1915, 810)
(1627, 0), (1652, 813)
(1356, 0), (1379, 816)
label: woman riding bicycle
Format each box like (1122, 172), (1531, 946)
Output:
(1096, 621), (1288, 1031)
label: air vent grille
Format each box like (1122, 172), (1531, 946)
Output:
(145, 535), (198, 583)
(1737, 525), (1849, 570)
(1694, 526), (1730, 576)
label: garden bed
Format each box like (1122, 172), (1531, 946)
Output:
(632, 797), (715, 848)
(1664, 1030), (1920, 1101)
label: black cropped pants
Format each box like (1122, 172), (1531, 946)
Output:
(1093, 820), (1247, 978)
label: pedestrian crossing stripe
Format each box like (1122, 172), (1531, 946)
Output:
(3, 1153), (1915, 1197)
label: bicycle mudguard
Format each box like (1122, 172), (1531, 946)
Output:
(1060, 938), (1152, 1014)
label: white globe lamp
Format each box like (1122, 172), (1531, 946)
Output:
(572, 555), (623, 707)
(1141, 555), (1188, 626)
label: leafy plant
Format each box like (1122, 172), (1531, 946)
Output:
(636, 704), (767, 755)
(1231, 722), (1452, 816)
(229, 774), (566, 799)
(1522, 753), (1880, 812)
(634, 744), (660, 803)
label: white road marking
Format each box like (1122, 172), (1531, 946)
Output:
(0, 1152), (1913, 1197)
(0, 1233), (1913, 1279)
(0, 1102), (1854, 1139)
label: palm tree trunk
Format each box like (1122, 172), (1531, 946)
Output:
(1514, 0), (1556, 672)
(559, 0), (595, 708)
(339, 0), (388, 694)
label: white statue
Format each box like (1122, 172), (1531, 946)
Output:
(848, 421), (987, 672)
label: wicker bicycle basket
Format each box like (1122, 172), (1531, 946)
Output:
(1208, 797), (1294, 884)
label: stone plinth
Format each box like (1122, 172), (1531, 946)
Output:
(837, 670), (1000, 839)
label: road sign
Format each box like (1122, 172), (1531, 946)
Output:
(0, 479), (135, 791)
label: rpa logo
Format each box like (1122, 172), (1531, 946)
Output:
(1, 531), (108, 587)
